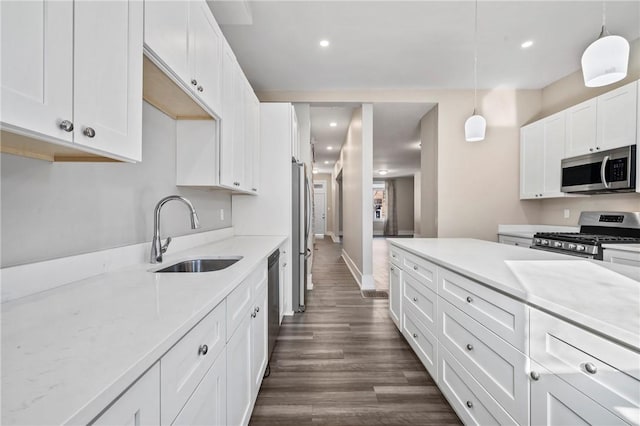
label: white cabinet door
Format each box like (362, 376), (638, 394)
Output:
(389, 264), (401, 329)
(227, 315), (253, 426)
(597, 80), (638, 152)
(565, 98), (597, 158)
(251, 278), (268, 395)
(530, 361), (627, 426)
(73, 0), (143, 161)
(92, 363), (160, 426)
(172, 351), (227, 426)
(542, 112), (565, 196)
(244, 87), (260, 193)
(189, 0), (223, 114)
(220, 42), (237, 188)
(1, 1), (73, 142)
(143, 1), (190, 87)
(233, 63), (247, 190)
(519, 122), (544, 199)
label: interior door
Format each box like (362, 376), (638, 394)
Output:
(313, 191), (326, 236)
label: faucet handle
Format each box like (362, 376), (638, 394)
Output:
(161, 237), (172, 253)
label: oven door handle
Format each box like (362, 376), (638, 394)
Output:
(600, 155), (610, 188)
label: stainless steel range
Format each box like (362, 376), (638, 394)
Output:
(532, 211), (640, 260)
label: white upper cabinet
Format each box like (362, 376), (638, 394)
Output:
(73, 0), (143, 162)
(1, 0), (142, 162)
(565, 80), (638, 158)
(1, 1), (73, 142)
(144, 0), (222, 116)
(565, 98), (598, 158)
(244, 83), (260, 193)
(597, 81), (638, 152)
(219, 42), (239, 188)
(521, 112), (573, 199)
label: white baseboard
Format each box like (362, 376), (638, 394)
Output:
(314, 234), (325, 239)
(341, 249), (374, 290)
(1, 227), (235, 303)
(326, 231), (341, 243)
(307, 273), (314, 290)
(282, 310), (295, 317)
(374, 230), (414, 237)
(361, 274), (375, 290)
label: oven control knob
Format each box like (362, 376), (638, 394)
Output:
(554, 241), (563, 248)
(568, 244), (576, 250)
(534, 238), (541, 245)
(541, 240), (549, 246)
(576, 245), (585, 252)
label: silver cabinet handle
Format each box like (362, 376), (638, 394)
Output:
(252, 188), (257, 192)
(412, 333), (418, 338)
(589, 148), (594, 152)
(191, 79), (197, 86)
(530, 371), (540, 381)
(596, 146), (600, 150)
(390, 267), (395, 272)
(83, 127), (96, 138)
(413, 297), (418, 302)
(466, 344), (473, 351)
(256, 306), (260, 313)
(466, 401), (473, 408)
(466, 296), (473, 303)
(585, 362), (597, 374)
(600, 155), (610, 188)
(282, 262), (287, 267)
(198, 344), (208, 356)
(197, 85), (204, 92)
(413, 265), (418, 271)
(59, 120), (74, 132)
(251, 311), (257, 318)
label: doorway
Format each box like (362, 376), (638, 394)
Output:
(313, 181), (327, 237)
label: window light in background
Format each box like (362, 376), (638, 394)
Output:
(581, 2), (629, 88)
(465, 0), (486, 142)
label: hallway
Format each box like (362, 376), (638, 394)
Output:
(249, 238), (460, 425)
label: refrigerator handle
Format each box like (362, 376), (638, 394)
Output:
(305, 175), (312, 242)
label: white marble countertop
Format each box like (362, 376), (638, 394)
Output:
(388, 238), (640, 351)
(602, 243), (640, 254)
(497, 224), (579, 239)
(1, 235), (285, 426)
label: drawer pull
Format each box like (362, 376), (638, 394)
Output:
(256, 306), (260, 313)
(584, 362), (598, 374)
(530, 371), (540, 381)
(466, 344), (474, 351)
(412, 333), (418, 339)
(413, 265), (418, 271)
(392, 254), (396, 258)
(198, 344), (208, 356)
(390, 267), (394, 271)
(412, 297), (418, 302)
(466, 401), (473, 408)
(466, 296), (473, 303)
(251, 310), (257, 318)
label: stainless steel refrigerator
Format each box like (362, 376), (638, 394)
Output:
(292, 160), (311, 312)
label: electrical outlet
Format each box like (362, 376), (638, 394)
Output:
(563, 209), (570, 219)
(220, 209), (224, 221)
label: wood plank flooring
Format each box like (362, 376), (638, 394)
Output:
(249, 238), (461, 426)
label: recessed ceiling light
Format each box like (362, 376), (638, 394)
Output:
(319, 39), (330, 48)
(378, 170), (388, 176)
(327, 146), (333, 151)
(521, 40), (534, 49)
(329, 122), (337, 127)
(324, 161), (330, 164)
(312, 169), (319, 174)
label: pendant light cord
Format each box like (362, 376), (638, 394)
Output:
(473, 0), (478, 114)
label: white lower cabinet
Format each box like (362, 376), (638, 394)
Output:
(403, 303), (438, 381)
(388, 264), (401, 329)
(529, 360), (628, 425)
(603, 247), (640, 267)
(227, 314), (253, 426)
(92, 363), (160, 425)
(172, 351), (227, 426)
(251, 277), (269, 394)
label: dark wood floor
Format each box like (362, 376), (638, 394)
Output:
(249, 239), (461, 425)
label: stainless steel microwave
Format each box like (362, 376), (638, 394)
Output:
(561, 145), (636, 194)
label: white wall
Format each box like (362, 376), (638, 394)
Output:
(413, 171), (421, 236)
(340, 105), (374, 289)
(0, 102), (232, 267)
(420, 106), (438, 237)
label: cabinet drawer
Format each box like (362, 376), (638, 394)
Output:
(439, 346), (517, 426)
(438, 267), (528, 353)
(497, 235), (531, 248)
(530, 309), (640, 423)
(161, 302), (226, 425)
(402, 272), (437, 334)
(389, 244), (404, 267)
(226, 277), (253, 340)
(438, 299), (528, 425)
(530, 359), (628, 426)
(403, 303), (438, 382)
(402, 251), (437, 291)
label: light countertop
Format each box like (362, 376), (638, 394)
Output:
(497, 224), (579, 239)
(602, 243), (640, 254)
(1, 235), (285, 426)
(388, 238), (640, 351)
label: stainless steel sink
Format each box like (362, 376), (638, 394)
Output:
(154, 257), (242, 273)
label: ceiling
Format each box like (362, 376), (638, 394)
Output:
(213, 1), (640, 175)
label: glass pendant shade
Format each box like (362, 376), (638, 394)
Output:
(465, 114), (486, 142)
(581, 30), (629, 88)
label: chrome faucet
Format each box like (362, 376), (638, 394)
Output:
(150, 195), (201, 264)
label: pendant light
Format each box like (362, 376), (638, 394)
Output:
(465, 0), (486, 142)
(581, 2), (629, 88)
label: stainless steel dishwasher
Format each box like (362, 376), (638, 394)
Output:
(267, 250), (280, 361)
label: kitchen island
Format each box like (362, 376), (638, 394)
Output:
(388, 238), (639, 426)
(2, 235), (285, 426)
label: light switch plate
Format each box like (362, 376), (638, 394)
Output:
(220, 209), (224, 221)
(563, 209), (570, 219)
